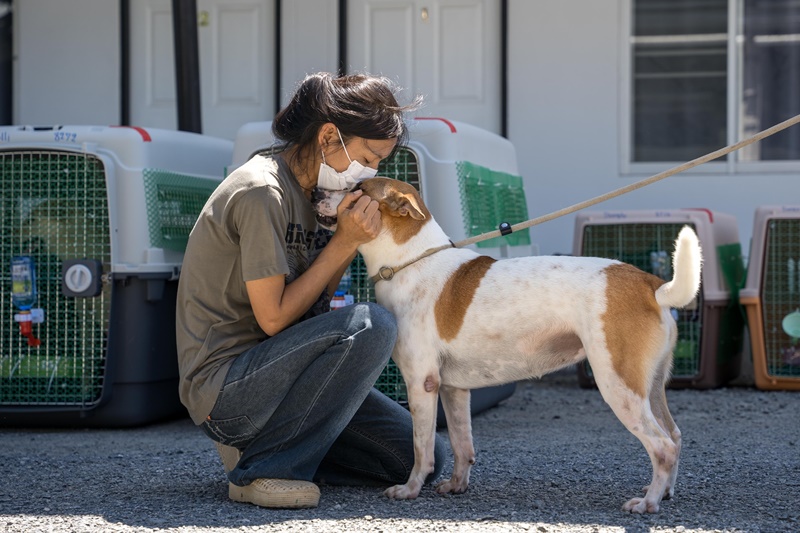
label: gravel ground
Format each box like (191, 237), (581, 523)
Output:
(1, 369), (799, 533)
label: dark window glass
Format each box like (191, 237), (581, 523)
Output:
(741, 0), (800, 161)
(632, 0), (728, 162)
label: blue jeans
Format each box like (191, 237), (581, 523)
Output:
(201, 302), (446, 487)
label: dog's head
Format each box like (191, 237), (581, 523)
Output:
(310, 187), (346, 230)
(311, 178), (428, 233)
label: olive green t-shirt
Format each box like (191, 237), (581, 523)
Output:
(176, 154), (332, 425)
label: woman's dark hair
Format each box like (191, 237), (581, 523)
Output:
(272, 72), (421, 165)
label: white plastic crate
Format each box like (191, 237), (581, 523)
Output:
(740, 206), (800, 390)
(573, 209), (745, 388)
(1, 125), (233, 426)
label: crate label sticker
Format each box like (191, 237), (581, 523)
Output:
(53, 131), (78, 143)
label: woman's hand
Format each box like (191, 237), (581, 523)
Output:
(332, 189), (382, 249)
(246, 190), (381, 337)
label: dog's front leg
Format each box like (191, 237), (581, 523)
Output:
(436, 385), (474, 495)
(383, 369), (440, 500)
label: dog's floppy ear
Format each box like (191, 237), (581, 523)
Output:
(391, 192), (426, 220)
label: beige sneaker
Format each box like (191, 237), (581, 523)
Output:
(214, 442), (242, 474)
(229, 478), (320, 509)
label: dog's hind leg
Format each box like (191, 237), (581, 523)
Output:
(592, 363), (678, 514)
(383, 362), (441, 500)
(436, 385), (474, 495)
(646, 351), (681, 500)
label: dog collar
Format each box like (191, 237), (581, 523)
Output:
(370, 242), (455, 284)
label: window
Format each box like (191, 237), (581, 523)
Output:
(740, 0), (800, 161)
(629, 0), (800, 165)
(632, 0), (728, 163)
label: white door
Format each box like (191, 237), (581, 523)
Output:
(279, 0), (340, 107)
(347, 0), (502, 133)
(128, 0), (275, 140)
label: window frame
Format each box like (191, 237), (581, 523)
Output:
(619, 0), (800, 175)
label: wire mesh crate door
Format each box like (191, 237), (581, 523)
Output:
(763, 219), (800, 377)
(578, 223), (703, 383)
(1, 151), (111, 406)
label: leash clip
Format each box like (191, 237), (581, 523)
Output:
(378, 266), (395, 281)
(499, 222), (513, 236)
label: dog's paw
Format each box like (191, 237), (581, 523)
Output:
(435, 478), (469, 495)
(622, 497), (659, 514)
(383, 483), (421, 500)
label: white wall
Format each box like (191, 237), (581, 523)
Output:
(14, 0), (120, 126)
(508, 0), (798, 260)
(280, 0), (339, 107)
(508, 0), (622, 255)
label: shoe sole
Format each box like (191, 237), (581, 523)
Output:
(229, 483), (320, 509)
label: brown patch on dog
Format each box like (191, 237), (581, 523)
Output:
(357, 178), (431, 245)
(435, 256), (497, 341)
(602, 263), (666, 398)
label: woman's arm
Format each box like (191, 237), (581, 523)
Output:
(246, 190), (379, 336)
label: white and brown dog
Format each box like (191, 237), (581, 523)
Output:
(314, 178), (702, 514)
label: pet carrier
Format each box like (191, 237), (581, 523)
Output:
(573, 209), (745, 389)
(232, 119), (517, 419)
(1, 125), (233, 427)
(740, 206), (800, 390)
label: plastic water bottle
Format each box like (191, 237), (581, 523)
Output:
(11, 256), (37, 310)
(11, 256), (42, 346)
(330, 291), (347, 311)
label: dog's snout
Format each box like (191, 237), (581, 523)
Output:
(311, 187), (327, 202)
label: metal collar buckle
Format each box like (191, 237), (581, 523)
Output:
(378, 266), (395, 281)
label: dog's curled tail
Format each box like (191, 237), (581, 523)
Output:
(655, 226), (702, 309)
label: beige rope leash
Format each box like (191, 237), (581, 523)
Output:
(454, 112), (800, 249)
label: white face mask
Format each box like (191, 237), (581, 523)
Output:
(317, 128), (378, 191)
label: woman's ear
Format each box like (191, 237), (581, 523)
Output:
(317, 122), (338, 148)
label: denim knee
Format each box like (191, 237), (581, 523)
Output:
(349, 302), (397, 364)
